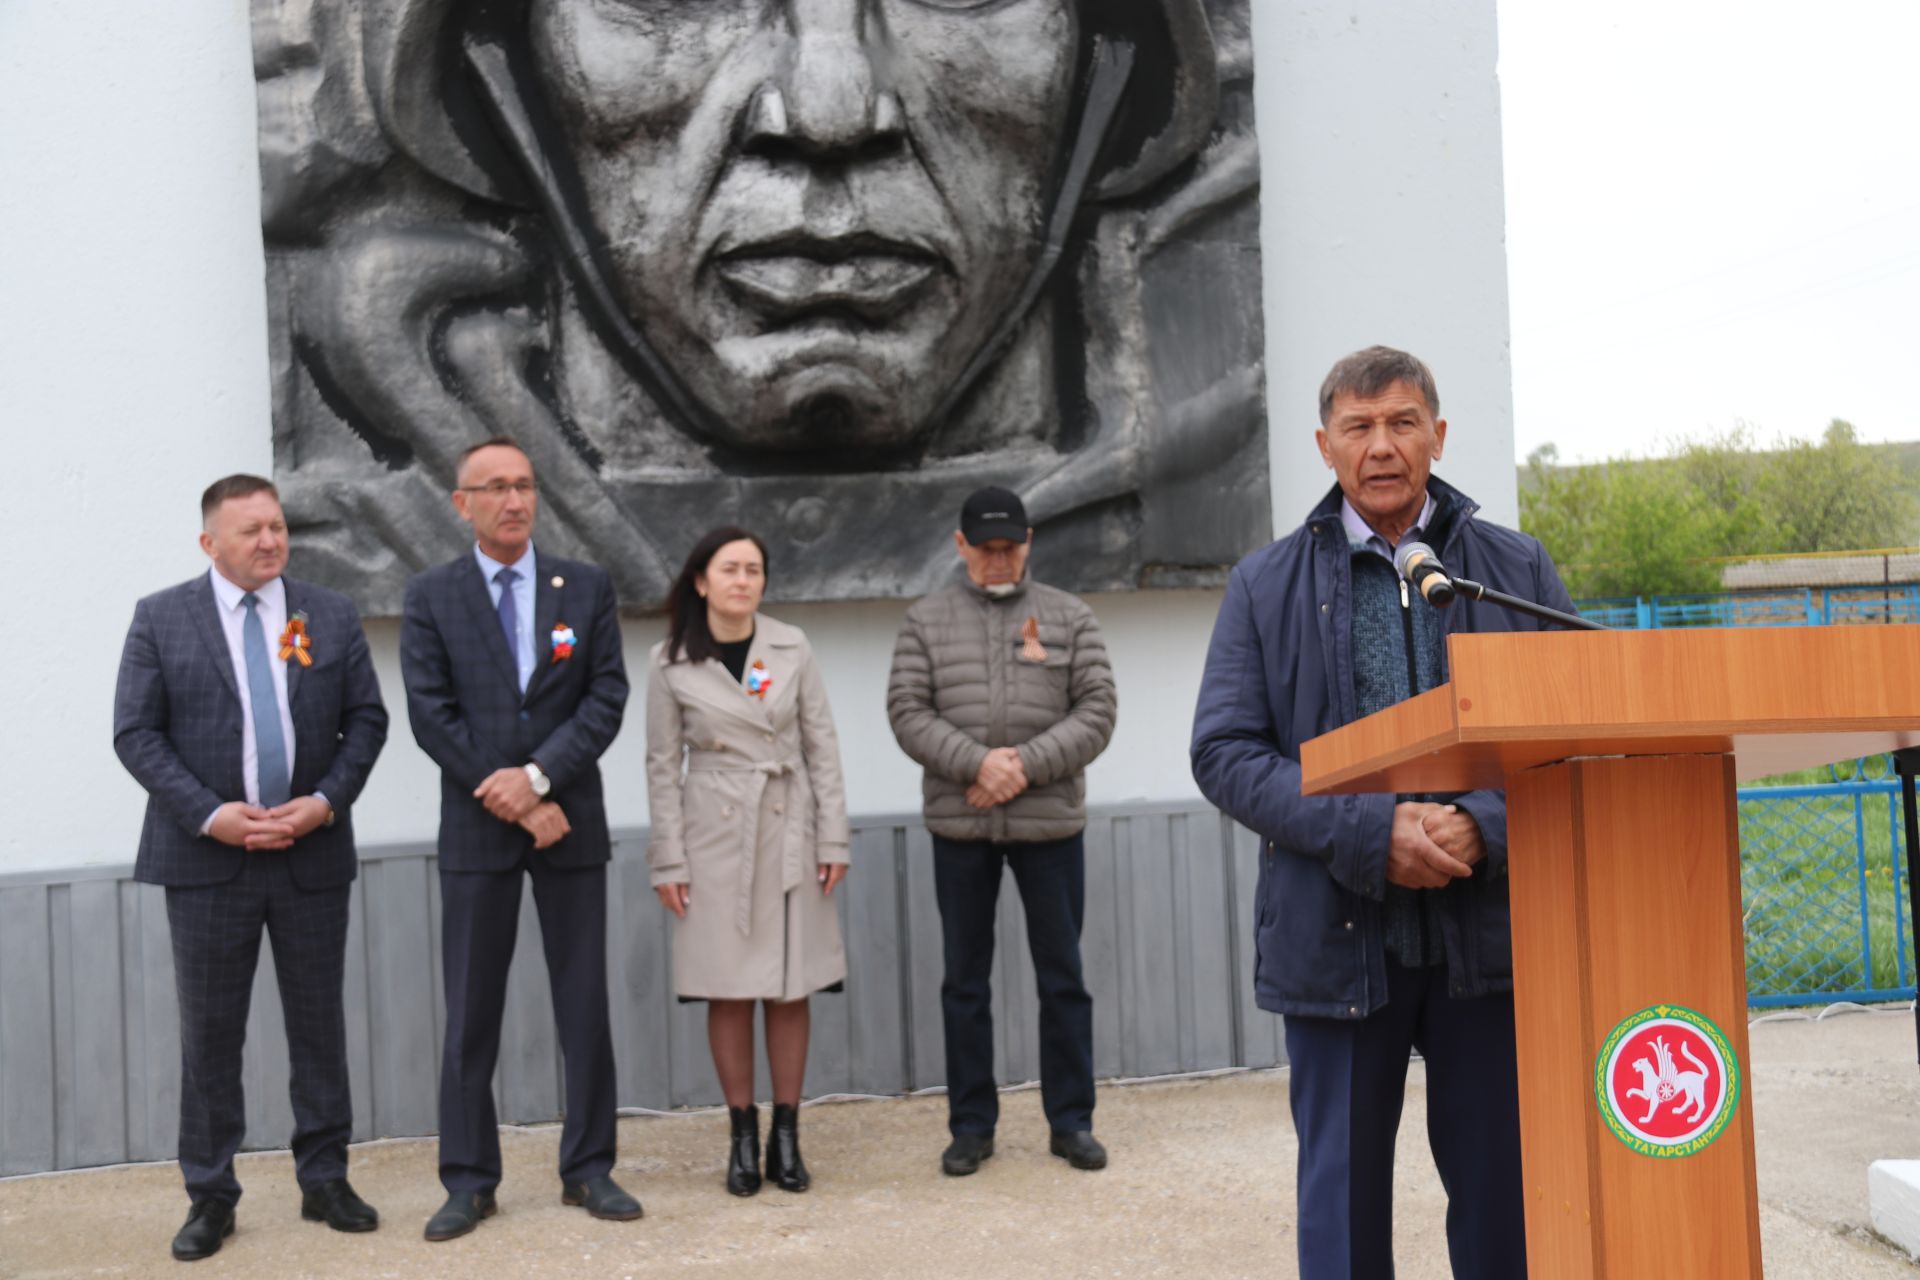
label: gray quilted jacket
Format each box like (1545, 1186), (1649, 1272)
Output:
(887, 576), (1117, 842)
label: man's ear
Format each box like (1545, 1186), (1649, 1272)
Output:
(954, 529), (968, 555)
(1432, 417), (1448, 460)
(1315, 428), (1334, 469)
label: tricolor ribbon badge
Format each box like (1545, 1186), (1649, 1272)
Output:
(278, 612), (313, 667)
(551, 622), (577, 664)
(746, 659), (774, 699)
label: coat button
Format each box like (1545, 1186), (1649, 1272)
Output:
(1267, 840), (1275, 851)
(1344, 920), (1354, 930)
(773, 805), (784, 815)
(1320, 603), (1329, 613)
(1348, 1005), (1359, 1017)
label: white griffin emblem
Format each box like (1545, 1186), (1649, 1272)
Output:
(1624, 1035), (1712, 1126)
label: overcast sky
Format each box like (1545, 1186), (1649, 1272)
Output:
(1497, 1), (1919, 464)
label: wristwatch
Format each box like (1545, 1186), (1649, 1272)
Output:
(525, 762), (552, 798)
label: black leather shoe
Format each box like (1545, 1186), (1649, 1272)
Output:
(767, 1103), (810, 1192)
(171, 1200), (235, 1261)
(1049, 1130), (1108, 1170)
(423, 1190), (496, 1242)
(940, 1133), (994, 1177)
(561, 1174), (644, 1221)
(726, 1104), (763, 1196)
(300, 1178), (379, 1232)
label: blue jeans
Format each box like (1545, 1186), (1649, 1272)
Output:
(931, 833), (1096, 1136)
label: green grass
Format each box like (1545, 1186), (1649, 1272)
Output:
(1739, 756), (1914, 1000)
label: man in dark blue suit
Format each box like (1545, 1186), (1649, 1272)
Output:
(114, 475), (388, 1261)
(401, 436), (639, 1240)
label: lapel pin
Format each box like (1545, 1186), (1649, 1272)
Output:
(278, 612), (315, 667)
(746, 659), (774, 699)
(551, 575), (565, 589)
(551, 621), (576, 664)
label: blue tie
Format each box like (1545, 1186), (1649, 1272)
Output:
(495, 567), (522, 690)
(242, 594), (292, 808)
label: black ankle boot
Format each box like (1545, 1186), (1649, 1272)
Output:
(767, 1103), (810, 1192)
(726, 1105), (762, 1196)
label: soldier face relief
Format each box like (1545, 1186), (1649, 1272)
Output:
(528, 0), (1080, 456)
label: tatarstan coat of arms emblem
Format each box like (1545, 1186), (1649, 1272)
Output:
(1595, 1004), (1740, 1158)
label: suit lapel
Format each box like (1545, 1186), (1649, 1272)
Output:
(522, 567), (564, 706)
(281, 578), (306, 708)
(455, 555), (523, 694)
(738, 625), (777, 728)
(190, 575), (241, 706)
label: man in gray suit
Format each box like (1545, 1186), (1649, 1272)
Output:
(114, 475), (388, 1261)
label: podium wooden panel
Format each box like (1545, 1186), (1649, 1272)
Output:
(1301, 627), (1920, 1279)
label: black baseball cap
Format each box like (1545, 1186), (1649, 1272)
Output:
(959, 487), (1030, 546)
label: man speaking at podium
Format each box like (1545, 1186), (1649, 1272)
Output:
(1191, 347), (1576, 1279)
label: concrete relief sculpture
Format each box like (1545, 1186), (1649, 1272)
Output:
(253, 0), (1269, 612)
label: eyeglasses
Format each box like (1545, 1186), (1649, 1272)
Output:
(458, 481), (538, 498)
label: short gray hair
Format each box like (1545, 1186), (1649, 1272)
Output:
(1317, 346), (1440, 425)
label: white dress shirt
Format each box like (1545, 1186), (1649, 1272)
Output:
(202, 567), (304, 832)
(475, 542), (538, 693)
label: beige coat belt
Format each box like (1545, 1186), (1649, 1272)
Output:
(686, 752), (803, 936)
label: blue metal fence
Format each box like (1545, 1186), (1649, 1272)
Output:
(1740, 764), (1917, 1008)
(1577, 585), (1920, 630)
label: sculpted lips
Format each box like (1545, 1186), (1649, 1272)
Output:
(712, 234), (943, 323)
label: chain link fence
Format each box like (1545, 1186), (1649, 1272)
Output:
(1740, 761), (1916, 1008)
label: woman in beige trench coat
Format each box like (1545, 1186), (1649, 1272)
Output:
(645, 526), (850, 1197)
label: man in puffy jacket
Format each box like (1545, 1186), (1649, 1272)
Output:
(1191, 347), (1575, 1280)
(888, 487), (1118, 1178)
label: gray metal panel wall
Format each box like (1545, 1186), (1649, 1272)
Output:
(0, 804), (1281, 1177)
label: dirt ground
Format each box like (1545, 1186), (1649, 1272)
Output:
(3, 1007), (1919, 1278)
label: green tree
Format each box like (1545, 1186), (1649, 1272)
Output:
(1520, 422), (1918, 599)
(1521, 446), (1723, 598)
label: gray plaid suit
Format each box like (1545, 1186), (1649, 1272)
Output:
(113, 572), (387, 1206)
(400, 552), (628, 1194)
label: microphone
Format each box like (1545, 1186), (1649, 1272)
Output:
(1393, 540), (1457, 607)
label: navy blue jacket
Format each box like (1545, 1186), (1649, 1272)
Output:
(114, 574), (388, 890)
(400, 552), (628, 871)
(1190, 478), (1575, 1018)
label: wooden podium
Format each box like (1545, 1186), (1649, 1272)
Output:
(1300, 626), (1920, 1278)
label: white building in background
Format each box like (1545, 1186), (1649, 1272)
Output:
(0, 1), (1518, 873)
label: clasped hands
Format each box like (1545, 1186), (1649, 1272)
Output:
(475, 766), (570, 849)
(965, 747), (1027, 809)
(1386, 801), (1486, 889)
(208, 796), (331, 850)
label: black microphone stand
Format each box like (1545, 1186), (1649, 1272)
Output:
(1443, 577), (1609, 632)
(1895, 747), (1920, 1061)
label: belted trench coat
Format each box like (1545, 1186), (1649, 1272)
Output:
(645, 614), (850, 1001)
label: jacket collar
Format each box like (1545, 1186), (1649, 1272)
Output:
(669, 613), (804, 731)
(960, 572), (1030, 605)
(1305, 475), (1479, 553)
